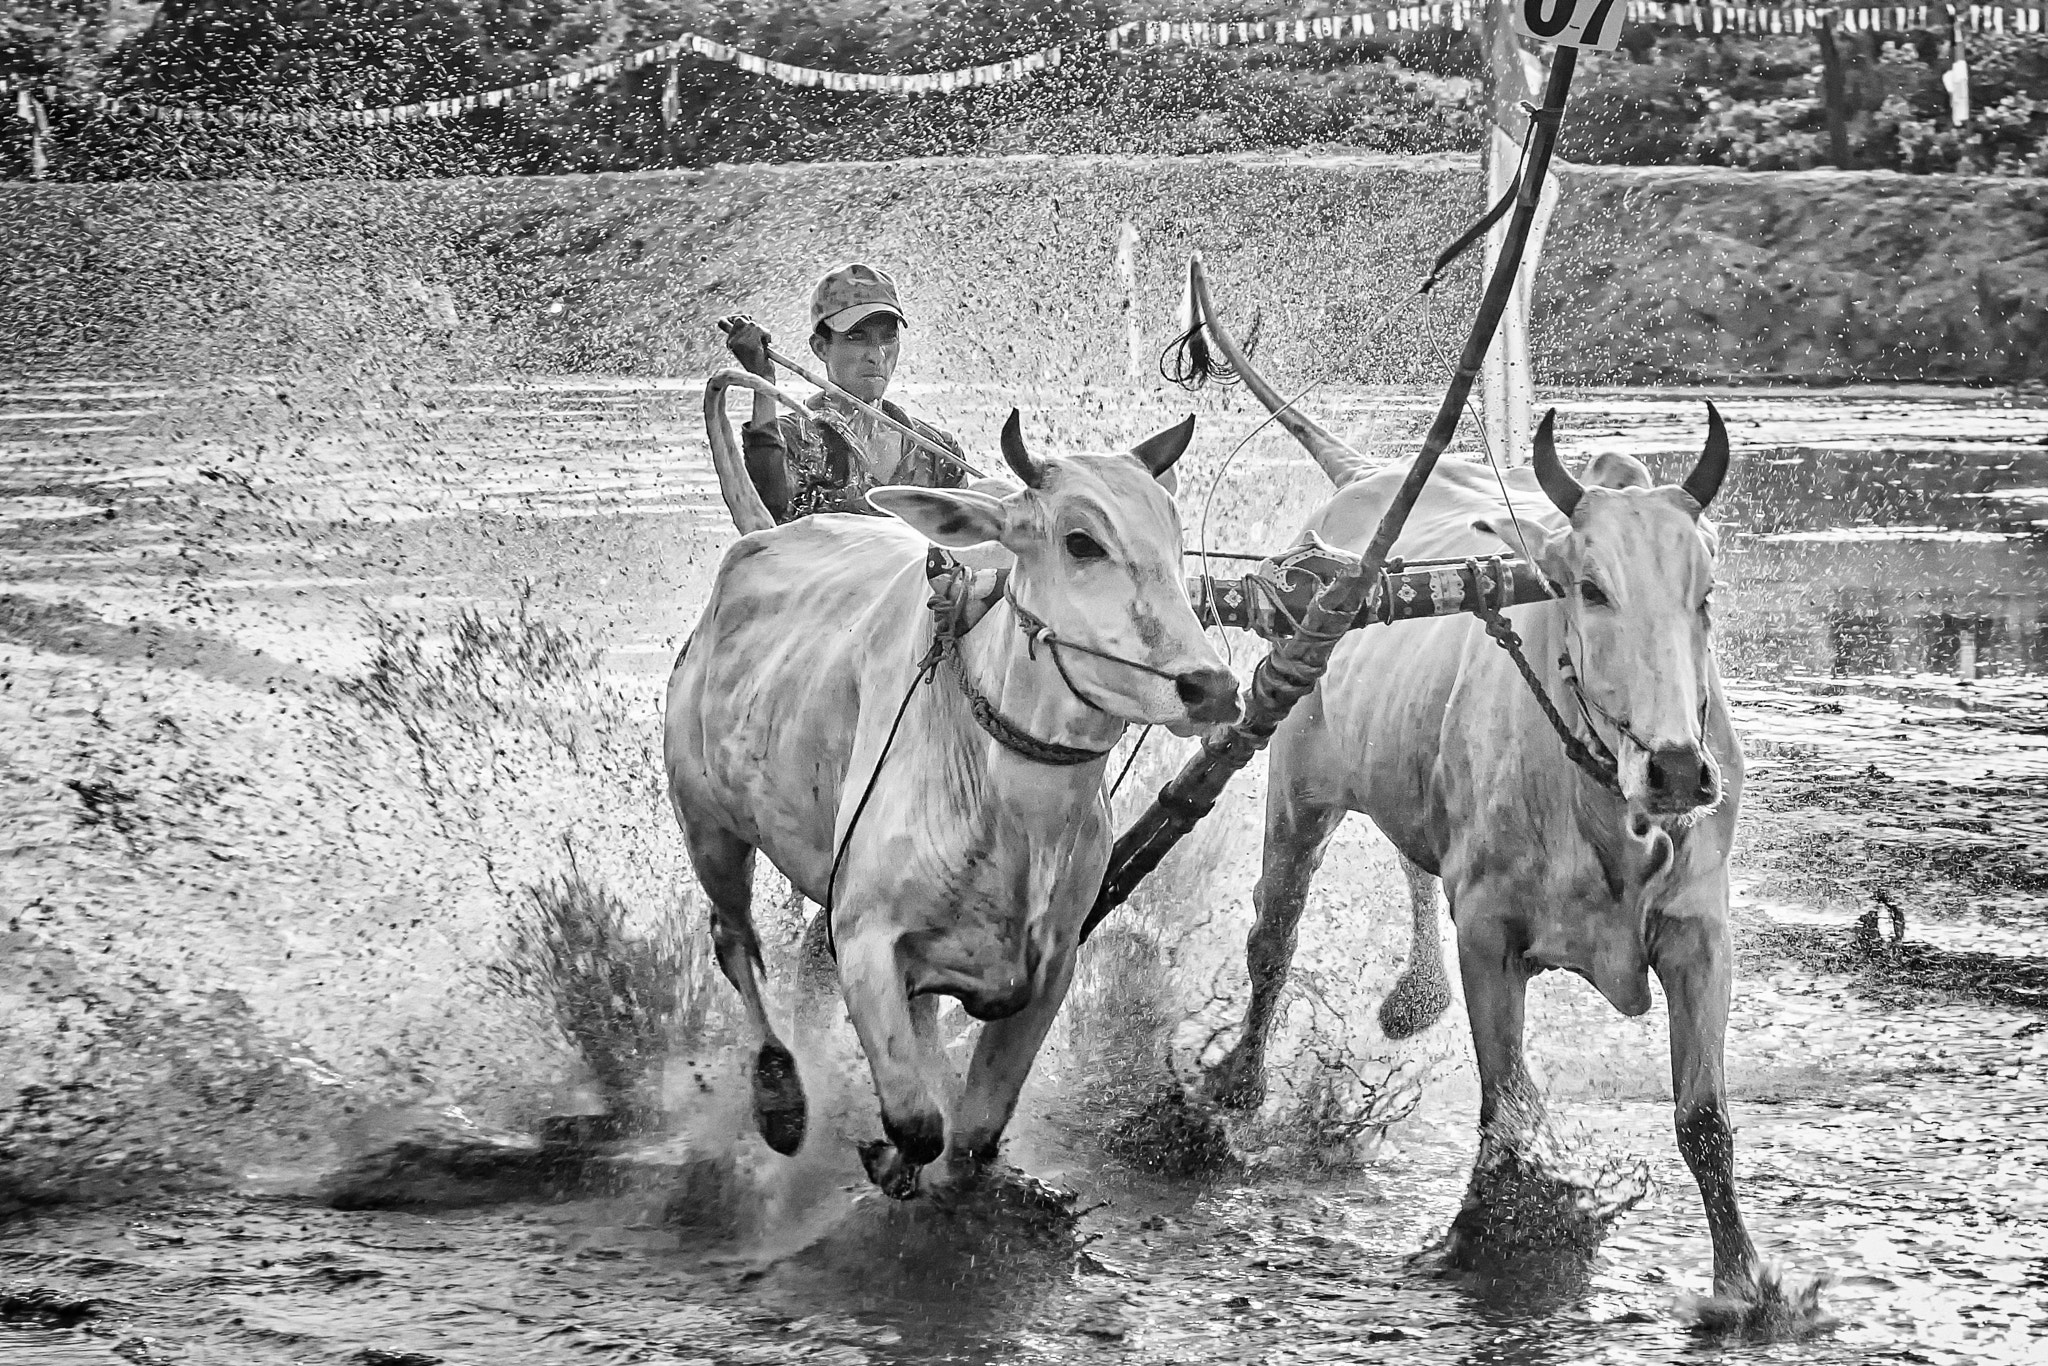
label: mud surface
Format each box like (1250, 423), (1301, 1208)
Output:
(3, 377), (2045, 1363)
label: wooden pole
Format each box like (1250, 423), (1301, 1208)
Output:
(1080, 46), (1581, 944)
(1818, 15), (1852, 168)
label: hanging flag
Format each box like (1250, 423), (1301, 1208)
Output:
(662, 61), (681, 127)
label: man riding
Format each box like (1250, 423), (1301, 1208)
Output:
(720, 263), (969, 524)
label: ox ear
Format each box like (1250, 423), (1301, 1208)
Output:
(1130, 414), (1197, 483)
(867, 485), (1007, 548)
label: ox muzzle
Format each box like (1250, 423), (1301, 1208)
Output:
(1642, 742), (1719, 815)
(1174, 664), (1241, 723)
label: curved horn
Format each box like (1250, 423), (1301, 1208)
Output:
(1187, 254), (1369, 488)
(1681, 401), (1730, 511)
(1131, 414), (1196, 478)
(1531, 408), (1584, 519)
(1001, 408), (1043, 488)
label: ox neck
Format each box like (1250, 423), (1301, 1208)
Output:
(952, 594), (1129, 761)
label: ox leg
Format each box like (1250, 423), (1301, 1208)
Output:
(1456, 909), (1542, 1160)
(1378, 856), (1453, 1041)
(687, 825), (807, 1157)
(1441, 905), (1556, 1263)
(1203, 792), (1346, 1111)
(838, 927), (947, 1195)
(938, 938), (1080, 1184)
(1652, 910), (1760, 1300)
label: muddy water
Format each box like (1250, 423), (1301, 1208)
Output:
(2, 377), (2045, 1364)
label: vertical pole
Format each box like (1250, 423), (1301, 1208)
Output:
(1117, 221), (1143, 380)
(1818, 15), (1852, 168)
(1477, 1), (1559, 466)
(1943, 4), (1972, 128)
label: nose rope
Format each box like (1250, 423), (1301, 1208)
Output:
(1004, 587), (1192, 716)
(1557, 612), (1714, 758)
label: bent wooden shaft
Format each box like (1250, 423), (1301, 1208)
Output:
(704, 368), (819, 534)
(1080, 46), (1579, 945)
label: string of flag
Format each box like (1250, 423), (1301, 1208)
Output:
(4, 2), (2044, 131)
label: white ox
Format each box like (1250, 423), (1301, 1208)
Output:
(665, 407), (1239, 1195)
(1189, 270), (1767, 1303)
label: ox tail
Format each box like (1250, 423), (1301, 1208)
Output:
(702, 369), (807, 536)
(1181, 253), (1370, 489)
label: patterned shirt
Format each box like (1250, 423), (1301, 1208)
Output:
(742, 394), (967, 523)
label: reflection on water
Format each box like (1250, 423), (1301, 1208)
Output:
(1541, 390), (2048, 685)
(1820, 588), (2047, 680)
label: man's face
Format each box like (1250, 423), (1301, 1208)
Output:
(811, 315), (901, 404)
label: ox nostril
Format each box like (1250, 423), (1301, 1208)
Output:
(1647, 748), (1711, 806)
(1176, 665), (1240, 721)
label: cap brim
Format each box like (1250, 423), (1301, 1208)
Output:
(819, 304), (906, 332)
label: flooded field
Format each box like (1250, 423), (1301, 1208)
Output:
(2, 374), (2044, 1364)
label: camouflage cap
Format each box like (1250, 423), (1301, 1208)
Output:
(810, 263), (907, 334)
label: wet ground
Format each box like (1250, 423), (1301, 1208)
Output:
(2, 376), (2045, 1364)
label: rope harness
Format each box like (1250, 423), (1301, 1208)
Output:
(820, 547), (1155, 954)
(1457, 559), (1625, 797)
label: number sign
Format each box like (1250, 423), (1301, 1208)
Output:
(1511, 0), (1625, 51)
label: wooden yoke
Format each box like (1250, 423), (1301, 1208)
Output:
(1190, 551), (1557, 641)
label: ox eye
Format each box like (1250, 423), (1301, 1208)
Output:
(1579, 580), (1611, 608)
(1064, 531), (1108, 561)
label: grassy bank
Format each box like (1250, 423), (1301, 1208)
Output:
(3, 152), (2045, 386)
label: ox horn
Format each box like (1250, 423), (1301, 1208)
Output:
(1531, 408), (1584, 519)
(1130, 414), (1197, 478)
(1681, 401), (1730, 511)
(1001, 408), (1044, 488)
(1186, 254), (1369, 488)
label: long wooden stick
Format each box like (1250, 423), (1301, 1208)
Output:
(1080, 45), (1579, 944)
(715, 319), (984, 479)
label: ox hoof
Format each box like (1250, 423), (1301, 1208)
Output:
(857, 1140), (923, 1200)
(1442, 1141), (1650, 1268)
(1104, 1085), (1235, 1178)
(1377, 970), (1453, 1041)
(750, 1042), (807, 1156)
(1685, 1265), (1836, 1341)
(1199, 1052), (1268, 1112)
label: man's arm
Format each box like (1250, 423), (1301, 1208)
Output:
(741, 414), (805, 523)
(721, 316), (795, 521)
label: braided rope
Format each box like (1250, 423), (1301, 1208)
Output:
(1461, 560), (1624, 797)
(941, 640), (1114, 766)
(924, 549), (1116, 767)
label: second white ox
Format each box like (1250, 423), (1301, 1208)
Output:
(1187, 260), (1770, 1305)
(666, 406), (1239, 1195)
